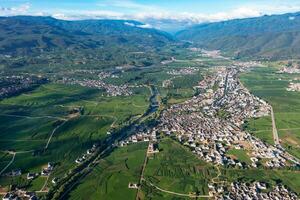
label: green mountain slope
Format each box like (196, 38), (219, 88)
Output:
(0, 16), (177, 69)
(0, 16), (174, 55)
(176, 12), (300, 60)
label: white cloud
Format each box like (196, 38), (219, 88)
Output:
(51, 10), (124, 20)
(137, 24), (152, 29)
(124, 21), (134, 26)
(1, 1), (300, 30)
(97, 0), (160, 12)
(0, 3), (30, 16)
(124, 21), (152, 29)
(289, 16), (296, 20)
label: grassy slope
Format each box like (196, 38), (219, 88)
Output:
(68, 142), (148, 200)
(176, 12), (300, 59)
(240, 66), (300, 158)
(143, 137), (217, 199)
(0, 83), (150, 190)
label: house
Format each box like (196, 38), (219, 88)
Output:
(27, 173), (36, 180)
(41, 169), (50, 176)
(128, 183), (138, 189)
(9, 169), (22, 177)
(87, 149), (94, 155)
(2, 193), (17, 200)
(52, 177), (58, 184)
(75, 158), (84, 164)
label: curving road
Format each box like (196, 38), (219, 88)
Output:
(147, 182), (213, 198)
(0, 152), (16, 176)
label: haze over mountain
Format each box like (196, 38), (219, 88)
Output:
(0, 16), (174, 56)
(2, 11), (300, 62)
(176, 12), (300, 60)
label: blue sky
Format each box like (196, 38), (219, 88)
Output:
(1, 0), (300, 26)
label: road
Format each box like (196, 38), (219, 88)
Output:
(0, 113), (64, 120)
(45, 120), (67, 149)
(148, 182), (213, 198)
(135, 142), (150, 200)
(53, 86), (160, 200)
(136, 143), (218, 199)
(0, 152), (16, 176)
(270, 106), (280, 145)
(270, 106), (300, 165)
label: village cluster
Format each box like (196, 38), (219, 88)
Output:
(75, 144), (97, 164)
(59, 70), (132, 96)
(211, 182), (298, 200)
(278, 65), (300, 74)
(118, 129), (158, 147)
(287, 82), (300, 92)
(157, 67), (299, 168)
(4, 162), (54, 180)
(2, 162), (55, 200)
(167, 67), (199, 76)
(0, 75), (47, 99)
(2, 190), (38, 200)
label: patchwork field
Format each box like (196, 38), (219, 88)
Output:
(68, 142), (148, 200)
(0, 83), (150, 192)
(240, 66), (300, 158)
(142, 137), (217, 199)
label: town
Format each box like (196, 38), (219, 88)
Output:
(113, 65), (300, 198)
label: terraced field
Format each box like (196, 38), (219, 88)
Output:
(0, 83), (150, 193)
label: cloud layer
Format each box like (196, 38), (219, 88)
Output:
(1, 1), (300, 30)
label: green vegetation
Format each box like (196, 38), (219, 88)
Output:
(176, 12), (300, 60)
(216, 109), (230, 119)
(0, 83), (150, 191)
(220, 169), (300, 194)
(142, 137), (217, 199)
(68, 142), (147, 200)
(141, 137), (300, 199)
(227, 149), (251, 165)
(244, 116), (274, 145)
(240, 66), (300, 158)
(0, 16), (176, 70)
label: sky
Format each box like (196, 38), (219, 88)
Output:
(1, 0), (300, 30)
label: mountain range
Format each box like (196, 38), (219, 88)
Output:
(176, 12), (300, 60)
(2, 12), (300, 61)
(0, 16), (174, 56)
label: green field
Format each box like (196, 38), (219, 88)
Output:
(68, 142), (148, 200)
(142, 137), (217, 199)
(227, 149), (251, 165)
(240, 66), (300, 158)
(244, 116), (274, 145)
(141, 137), (300, 199)
(0, 83), (150, 191)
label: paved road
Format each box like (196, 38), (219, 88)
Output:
(271, 106), (280, 145)
(270, 106), (300, 165)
